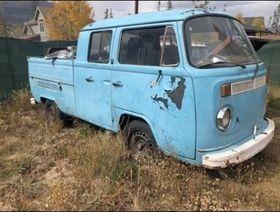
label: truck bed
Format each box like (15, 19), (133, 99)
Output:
(28, 57), (76, 116)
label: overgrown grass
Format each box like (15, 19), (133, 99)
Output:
(0, 86), (279, 210)
(268, 83), (280, 111)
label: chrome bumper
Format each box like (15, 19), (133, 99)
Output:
(202, 118), (275, 169)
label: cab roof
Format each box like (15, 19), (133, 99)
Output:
(82, 8), (230, 31)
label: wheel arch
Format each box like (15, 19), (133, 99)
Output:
(117, 112), (158, 145)
(40, 96), (55, 104)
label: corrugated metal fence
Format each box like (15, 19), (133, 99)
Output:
(0, 37), (76, 101)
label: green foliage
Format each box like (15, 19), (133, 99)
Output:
(109, 9), (113, 19)
(235, 12), (246, 24)
(0, 4), (8, 38)
(252, 17), (265, 30)
(193, 0), (209, 9)
(268, 83), (280, 110)
(31, 0), (39, 17)
(167, 0), (173, 10)
(270, 3), (280, 33)
(104, 8), (109, 19)
(157, 0), (161, 11)
(46, 1), (93, 41)
(192, 0), (216, 10)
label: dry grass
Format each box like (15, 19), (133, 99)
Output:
(0, 86), (279, 210)
(268, 83), (280, 111)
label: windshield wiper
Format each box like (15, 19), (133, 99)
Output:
(198, 61), (246, 69)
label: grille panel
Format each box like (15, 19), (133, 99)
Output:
(231, 75), (266, 95)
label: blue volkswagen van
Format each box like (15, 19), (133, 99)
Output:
(28, 9), (275, 169)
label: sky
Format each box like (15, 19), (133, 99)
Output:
(88, 1), (280, 27)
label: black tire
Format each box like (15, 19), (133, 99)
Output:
(124, 120), (157, 153)
(45, 100), (74, 126)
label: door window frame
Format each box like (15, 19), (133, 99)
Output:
(117, 24), (180, 67)
(87, 30), (113, 64)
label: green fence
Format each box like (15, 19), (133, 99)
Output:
(257, 41), (280, 84)
(0, 37), (76, 101)
(1, 37), (278, 101)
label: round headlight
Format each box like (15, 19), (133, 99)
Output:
(216, 107), (231, 131)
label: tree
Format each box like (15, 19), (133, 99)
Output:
(235, 12), (246, 24)
(46, 1), (93, 41)
(0, 2), (8, 37)
(0, 18), (8, 37)
(104, 8), (109, 19)
(157, 0), (161, 11)
(270, 3), (280, 33)
(252, 17), (265, 30)
(222, 3), (227, 12)
(192, 0), (216, 10)
(193, 0), (209, 9)
(167, 0), (173, 10)
(31, 0), (39, 16)
(109, 9), (113, 18)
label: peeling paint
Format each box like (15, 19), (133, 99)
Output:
(151, 76), (186, 110)
(151, 95), (168, 110)
(166, 77), (186, 110)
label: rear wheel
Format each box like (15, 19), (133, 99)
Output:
(45, 100), (73, 126)
(124, 120), (157, 153)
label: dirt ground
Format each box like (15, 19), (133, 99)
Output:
(0, 89), (279, 210)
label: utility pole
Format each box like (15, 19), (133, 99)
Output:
(134, 0), (139, 14)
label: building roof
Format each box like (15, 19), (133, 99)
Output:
(82, 9), (230, 31)
(23, 6), (50, 34)
(20, 34), (40, 41)
(26, 19), (37, 26)
(9, 25), (26, 38)
(39, 7), (50, 17)
(243, 23), (267, 33)
(244, 16), (265, 26)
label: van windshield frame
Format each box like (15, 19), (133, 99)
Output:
(183, 15), (260, 69)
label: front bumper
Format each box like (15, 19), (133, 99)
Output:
(202, 118), (275, 169)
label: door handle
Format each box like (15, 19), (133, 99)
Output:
(85, 77), (94, 82)
(112, 81), (123, 87)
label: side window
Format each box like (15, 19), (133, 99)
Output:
(88, 31), (112, 63)
(119, 26), (179, 66)
(119, 27), (165, 66)
(161, 27), (179, 66)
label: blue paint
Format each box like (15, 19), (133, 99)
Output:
(28, 9), (271, 167)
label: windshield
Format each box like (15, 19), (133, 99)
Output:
(184, 16), (259, 68)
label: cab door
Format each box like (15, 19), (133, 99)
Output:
(74, 29), (114, 129)
(111, 24), (196, 159)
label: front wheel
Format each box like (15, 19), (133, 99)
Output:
(124, 120), (157, 153)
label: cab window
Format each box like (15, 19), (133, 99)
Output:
(88, 30), (112, 63)
(119, 26), (179, 66)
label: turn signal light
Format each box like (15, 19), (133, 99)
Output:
(221, 83), (231, 97)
